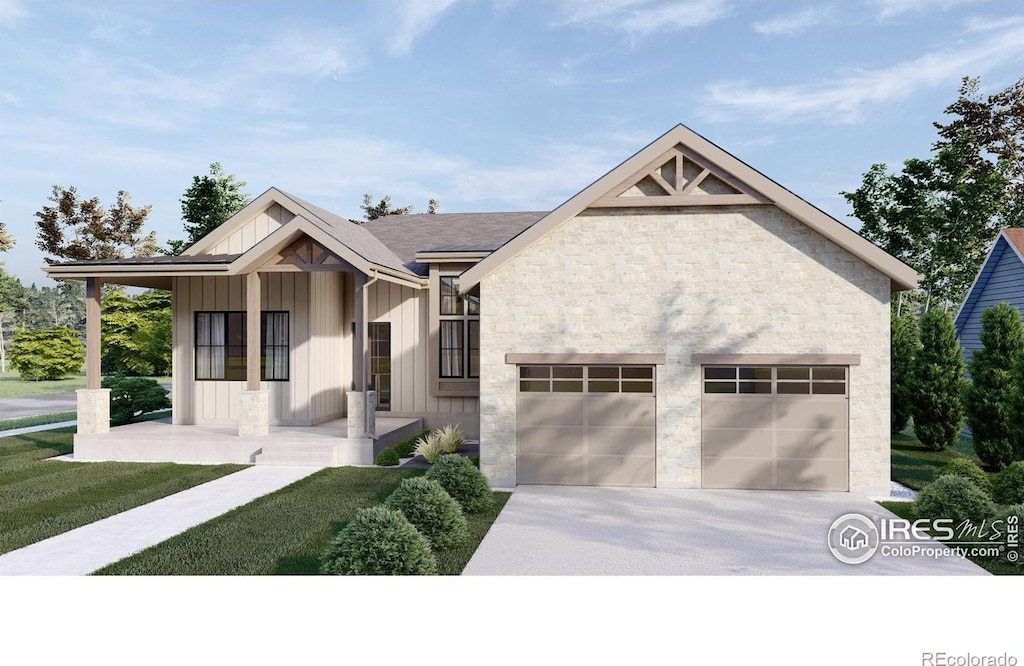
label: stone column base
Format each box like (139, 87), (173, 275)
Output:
(365, 390), (376, 438)
(347, 392), (366, 439)
(239, 390), (270, 437)
(76, 388), (110, 435)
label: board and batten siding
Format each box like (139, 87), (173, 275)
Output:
(959, 240), (1024, 365)
(366, 280), (479, 424)
(172, 272), (346, 426)
(209, 203), (294, 255)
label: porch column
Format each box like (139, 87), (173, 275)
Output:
(240, 271), (269, 437)
(347, 271), (370, 439)
(77, 277), (109, 435)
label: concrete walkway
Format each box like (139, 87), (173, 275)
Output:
(464, 486), (990, 575)
(0, 465), (321, 576)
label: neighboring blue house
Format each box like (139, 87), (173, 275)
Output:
(955, 228), (1024, 365)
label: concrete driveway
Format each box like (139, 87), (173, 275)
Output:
(464, 486), (989, 575)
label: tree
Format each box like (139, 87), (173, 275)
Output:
(357, 194), (440, 222)
(911, 308), (966, 451)
(101, 289), (172, 376)
(0, 200), (13, 253)
(165, 163), (250, 255)
(35, 185), (158, 262)
(25, 281), (85, 332)
(8, 326), (85, 381)
(0, 267), (28, 373)
(891, 311), (919, 433)
(843, 76), (1023, 312)
(1011, 350), (1024, 462)
(964, 303), (1024, 470)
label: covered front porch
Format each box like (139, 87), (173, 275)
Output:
(73, 416), (425, 466)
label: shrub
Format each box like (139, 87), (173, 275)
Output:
(8, 326), (85, 381)
(394, 429), (430, 458)
(933, 458), (992, 498)
(993, 461), (1024, 505)
(425, 454), (493, 513)
(101, 375), (171, 425)
(911, 309), (966, 451)
(964, 302), (1024, 470)
(320, 506), (437, 575)
(383, 477), (468, 549)
(375, 447), (400, 467)
(915, 475), (996, 525)
(891, 311), (919, 434)
(991, 504), (1024, 566)
(1011, 350), (1024, 461)
(414, 430), (446, 464)
(436, 423), (464, 454)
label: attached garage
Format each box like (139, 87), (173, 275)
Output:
(516, 364), (656, 487)
(701, 365), (849, 491)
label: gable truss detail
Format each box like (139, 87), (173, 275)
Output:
(277, 237), (354, 270)
(592, 143), (772, 208)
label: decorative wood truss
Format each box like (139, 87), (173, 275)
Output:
(275, 237), (356, 271)
(592, 143), (772, 208)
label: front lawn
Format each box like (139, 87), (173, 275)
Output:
(0, 369), (170, 399)
(891, 426), (981, 491)
(95, 467), (511, 575)
(0, 427), (244, 555)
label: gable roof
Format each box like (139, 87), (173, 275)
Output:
(459, 124), (920, 293)
(362, 211), (546, 276)
(954, 228), (1024, 336)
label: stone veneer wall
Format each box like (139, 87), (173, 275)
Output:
(479, 205), (891, 494)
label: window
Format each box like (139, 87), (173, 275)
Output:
(369, 322), (391, 411)
(702, 366), (846, 395)
(195, 311), (289, 381)
(439, 276), (480, 379)
(518, 366), (655, 394)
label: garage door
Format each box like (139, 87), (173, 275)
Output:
(701, 365), (849, 491)
(517, 365), (655, 487)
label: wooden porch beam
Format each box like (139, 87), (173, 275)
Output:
(85, 277), (102, 390)
(353, 271), (366, 392)
(246, 271), (261, 391)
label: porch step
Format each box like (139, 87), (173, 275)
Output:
(254, 442), (337, 467)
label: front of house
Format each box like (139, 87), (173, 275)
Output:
(46, 124), (918, 495)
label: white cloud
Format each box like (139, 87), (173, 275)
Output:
(388, 0), (460, 56)
(702, 18), (1024, 123)
(555, 0), (729, 36)
(236, 29), (360, 79)
(871, 0), (979, 19)
(752, 7), (834, 36)
(0, 0), (27, 28)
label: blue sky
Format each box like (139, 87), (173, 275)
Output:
(1, 0), (1022, 285)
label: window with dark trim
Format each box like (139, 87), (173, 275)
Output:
(439, 276), (480, 379)
(195, 311), (289, 381)
(369, 322), (391, 411)
(702, 366), (846, 395)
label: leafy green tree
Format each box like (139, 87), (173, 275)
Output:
(911, 309), (966, 451)
(1013, 351), (1024, 462)
(164, 163), (250, 255)
(25, 281), (85, 332)
(8, 326), (85, 380)
(891, 311), (919, 433)
(35, 186), (157, 262)
(0, 267), (28, 373)
(101, 289), (171, 376)
(0, 200), (14, 253)
(101, 375), (170, 425)
(964, 303), (1024, 470)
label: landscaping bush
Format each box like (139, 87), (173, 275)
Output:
(425, 454), (493, 513)
(991, 504), (1024, 566)
(414, 430), (446, 464)
(320, 506), (437, 575)
(394, 429), (430, 458)
(911, 309), (966, 451)
(891, 311), (919, 434)
(436, 423), (464, 454)
(101, 375), (171, 425)
(993, 461), (1024, 505)
(8, 326), (85, 381)
(964, 302), (1024, 470)
(915, 475), (996, 525)
(933, 458), (992, 498)
(375, 447), (400, 467)
(383, 477), (468, 549)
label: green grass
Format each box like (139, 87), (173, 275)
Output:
(0, 369), (170, 399)
(0, 426), (244, 555)
(891, 426), (983, 491)
(878, 501), (1021, 575)
(95, 468), (510, 575)
(0, 411), (78, 431)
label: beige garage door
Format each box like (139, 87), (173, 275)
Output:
(701, 365), (849, 491)
(517, 365), (656, 487)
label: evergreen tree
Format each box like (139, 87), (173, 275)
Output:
(965, 303), (1024, 469)
(911, 308), (966, 451)
(165, 163), (250, 255)
(891, 311), (919, 433)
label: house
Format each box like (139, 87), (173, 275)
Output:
(955, 228), (1024, 365)
(44, 124), (918, 495)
